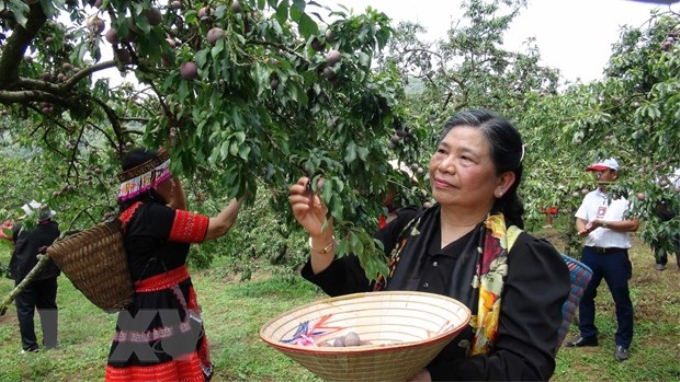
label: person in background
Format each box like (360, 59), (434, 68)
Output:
(566, 158), (639, 362)
(105, 148), (248, 382)
(289, 110), (570, 381)
(541, 206), (558, 228)
(650, 198), (680, 271)
(8, 201), (61, 354)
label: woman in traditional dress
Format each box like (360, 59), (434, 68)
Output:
(105, 148), (247, 382)
(288, 110), (571, 381)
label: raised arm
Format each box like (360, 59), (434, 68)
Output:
(203, 195), (248, 241)
(168, 177), (188, 211)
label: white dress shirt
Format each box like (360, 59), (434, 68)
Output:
(575, 188), (632, 249)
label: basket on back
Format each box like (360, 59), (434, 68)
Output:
(46, 219), (133, 312)
(260, 291), (471, 382)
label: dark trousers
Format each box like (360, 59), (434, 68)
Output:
(14, 277), (59, 351)
(652, 235), (680, 267)
(578, 247), (634, 348)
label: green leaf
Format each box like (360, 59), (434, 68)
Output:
(8, 1), (29, 27)
(297, 13), (318, 39)
(349, 231), (360, 249)
(135, 15), (151, 34)
(344, 141), (357, 164)
(178, 80), (190, 101)
(131, 2), (144, 15)
(233, 131), (246, 144)
(336, 238), (349, 256)
(290, 2), (302, 22)
(40, 0), (59, 18)
(292, 0), (306, 12)
(220, 141), (230, 160)
(230, 141), (239, 157)
(195, 49), (210, 68)
(357, 147), (369, 161)
(275, 0), (289, 25)
(351, 232), (364, 255)
(76, 43), (89, 62)
(239, 144), (251, 160)
(272, 19), (284, 36)
(212, 38), (225, 58)
(356, 51), (371, 68)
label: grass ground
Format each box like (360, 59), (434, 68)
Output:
(0, 224), (679, 381)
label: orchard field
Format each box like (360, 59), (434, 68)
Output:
(0, 220), (679, 381)
(1, 0), (680, 380)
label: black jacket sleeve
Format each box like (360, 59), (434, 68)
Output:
(428, 234), (571, 381)
(301, 207), (420, 296)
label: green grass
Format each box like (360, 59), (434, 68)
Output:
(1, 228), (679, 382)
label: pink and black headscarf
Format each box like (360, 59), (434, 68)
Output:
(116, 149), (171, 202)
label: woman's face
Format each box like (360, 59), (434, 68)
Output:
(154, 177), (174, 204)
(429, 126), (510, 211)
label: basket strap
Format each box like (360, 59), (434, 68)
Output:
(119, 201), (143, 230)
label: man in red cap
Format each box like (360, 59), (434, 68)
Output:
(565, 158), (639, 362)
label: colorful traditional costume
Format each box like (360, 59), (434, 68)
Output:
(105, 151), (213, 382)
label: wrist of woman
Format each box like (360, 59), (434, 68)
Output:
(309, 235), (337, 255)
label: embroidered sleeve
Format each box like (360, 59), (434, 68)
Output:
(168, 210), (209, 243)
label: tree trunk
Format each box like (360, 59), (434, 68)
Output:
(0, 253), (50, 315)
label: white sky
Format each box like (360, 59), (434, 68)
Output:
(330, 0), (669, 83)
(93, 0), (669, 85)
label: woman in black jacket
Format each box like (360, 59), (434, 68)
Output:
(288, 110), (570, 381)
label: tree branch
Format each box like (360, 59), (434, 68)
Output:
(401, 47), (443, 60)
(0, 3), (47, 88)
(89, 97), (125, 152)
(13, 60), (117, 94)
(247, 40), (309, 62)
(89, 122), (118, 149)
(62, 60), (117, 91)
(0, 90), (73, 107)
(66, 125), (86, 180)
(0, 254), (51, 316)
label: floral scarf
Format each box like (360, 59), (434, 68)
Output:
(469, 213), (520, 355)
(374, 209), (520, 356)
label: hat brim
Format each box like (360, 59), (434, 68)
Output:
(38, 210), (56, 221)
(585, 164), (613, 172)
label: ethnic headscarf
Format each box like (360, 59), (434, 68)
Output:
(116, 150), (171, 202)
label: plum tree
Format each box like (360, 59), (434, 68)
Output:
(0, 0), (408, 280)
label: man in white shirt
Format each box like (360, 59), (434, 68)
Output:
(565, 158), (639, 362)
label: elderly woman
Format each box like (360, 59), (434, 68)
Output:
(288, 110), (570, 381)
(105, 148), (247, 382)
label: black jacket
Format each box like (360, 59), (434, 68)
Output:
(303, 205), (570, 381)
(9, 220), (61, 282)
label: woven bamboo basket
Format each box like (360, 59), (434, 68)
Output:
(260, 291), (471, 382)
(46, 219), (133, 312)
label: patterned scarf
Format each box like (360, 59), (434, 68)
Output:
(374, 209), (520, 356)
(116, 150), (172, 202)
(469, 213), (520, 355)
